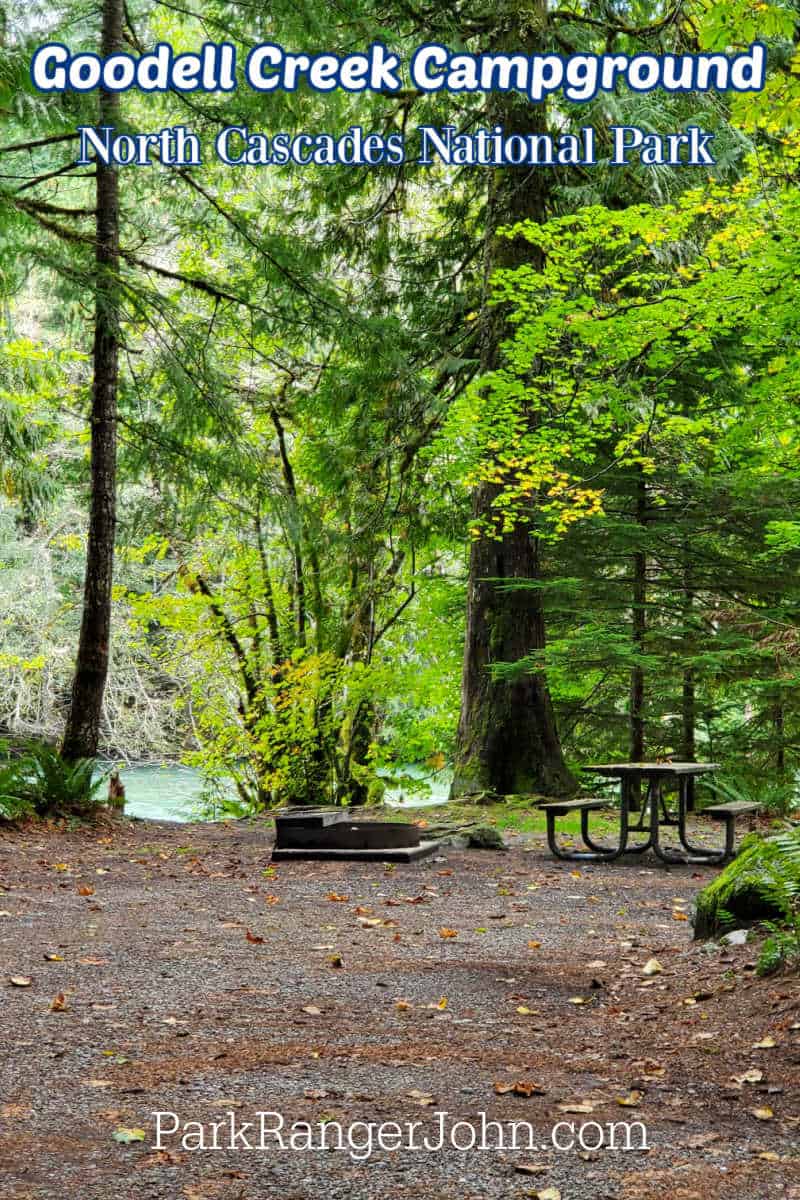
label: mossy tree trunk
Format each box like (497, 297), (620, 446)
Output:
(61, 0), (122, 761)
(451, 0), (574, 799)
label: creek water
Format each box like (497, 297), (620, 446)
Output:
(106, 763), (451, 822)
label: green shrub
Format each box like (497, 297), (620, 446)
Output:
(700, 774), (797, 819)
(0, 741), (107, 820)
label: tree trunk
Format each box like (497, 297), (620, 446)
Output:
(628, 471), (647, 810)
(451, 0), (574, 798)
(772, 697), (785, 775)
(61, 0), (122, 760)
(681, 545), (696, 809)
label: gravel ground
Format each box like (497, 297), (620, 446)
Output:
(0, 814), (798, 1200)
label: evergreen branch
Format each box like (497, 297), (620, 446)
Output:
(0, 132), (78, 156)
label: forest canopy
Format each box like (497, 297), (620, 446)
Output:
(1, 0), (800, 814)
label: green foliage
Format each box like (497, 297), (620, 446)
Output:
(702, 775), (797, 819)
(755, 829), (800, 974)
(693, 827), (800, 974)
(4, 0), (800, 810)
(0, 740), (106, 819)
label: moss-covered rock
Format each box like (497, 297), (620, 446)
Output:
(692, 831), (796, 940)
(466, 825), (507, 851)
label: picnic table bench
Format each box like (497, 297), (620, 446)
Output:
(541, 763), (760, 865)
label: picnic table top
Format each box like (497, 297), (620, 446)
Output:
(586, 761), (720, 777)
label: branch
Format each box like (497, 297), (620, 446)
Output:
(0, 132), (78, 156)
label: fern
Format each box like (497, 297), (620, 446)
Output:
(0, 742), (107, 820)
(694, 826), (800, 973)
(701, 776), (796, 818)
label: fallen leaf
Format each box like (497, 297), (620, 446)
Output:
(751, 1107), (774, 1121)
(245, 930), (264, 944)
(77, 885), (95, 897)
(1, 1104), (32, 1119)
(327, 953), (344, 968)
(515, 1163), (548, 1176)
(142, 1149), (184, 1166)
(617, 1090), (642, 1107)
(439, 927), (458, 939)
(436, 996), (448, 1010)
(44, 953), (64, 962)
(557, 1101), (595, 1114)
(301, 1005), (321, 1016)
(395, 1000), (413, 1012)
(510, 1081), (546, 1097)
(535, 1189), (561, 1200)
(732, 1069), (763, 1086)
(9, 976), (32, 987)
(407, 1089), (435, 1106)
(568, 996), (589, 1005)
(49, 992), (68, 1012)
(516, 1006), (536, 1016)
(112, 1127), (146, 1144)
(527, 940), (541, 950)
(672, 911), (689, 921)
(641, 958), (663, 976)
(753, 1036), (777, 1049)
(354, 906), (372, 916)
(326, 892), (349, 902)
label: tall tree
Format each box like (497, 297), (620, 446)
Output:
(61, 0), (122, 759)
(451, 0), (575, 797)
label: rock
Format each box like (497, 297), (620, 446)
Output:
(466, 825), (507, 851)
(721, 929), (749, 946)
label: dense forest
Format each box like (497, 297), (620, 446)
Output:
(2, 0), (800, 815)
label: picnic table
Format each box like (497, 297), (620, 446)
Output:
(539, 761), (759, 865)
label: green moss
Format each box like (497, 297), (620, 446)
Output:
(693, 830), (800, 940)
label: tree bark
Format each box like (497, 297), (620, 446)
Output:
(61, 0), (122, 760)
(451, 0), (574, 798)
(772, 697), (785, 775)
(628, 470), (647, 810)
(681, 545), (696, 810)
